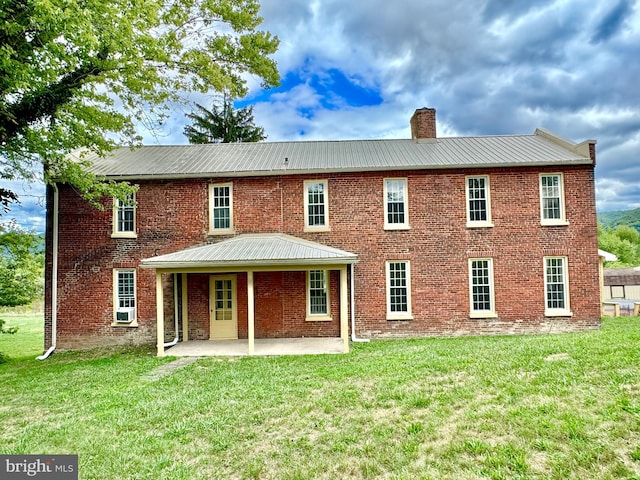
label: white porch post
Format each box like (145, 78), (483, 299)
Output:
(156, 271), (165, 356)
(181, 273), (189, 342)
(340, 266), (349, 353)
(247, 270), (255, 355)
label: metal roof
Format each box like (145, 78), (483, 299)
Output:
(140, 233), (358, 269)
(80, 131), (594, 180)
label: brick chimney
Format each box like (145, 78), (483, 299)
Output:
(410, 107), (437, 141)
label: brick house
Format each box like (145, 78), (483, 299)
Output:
(43, 108), (601, 356)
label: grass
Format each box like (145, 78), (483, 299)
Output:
(1, 316), (639, 479)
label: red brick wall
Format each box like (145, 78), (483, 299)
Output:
(45, 164), (600, 350)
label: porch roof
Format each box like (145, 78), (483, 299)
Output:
(140, 233), (358, 269)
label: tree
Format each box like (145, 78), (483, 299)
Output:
(184, 96), (266, 143)
(598, 223), (640, 267)
(0, 225), (44, 307)
(0, 0), (279, 209)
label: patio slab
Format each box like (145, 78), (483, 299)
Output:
(164, 337), (346, 357)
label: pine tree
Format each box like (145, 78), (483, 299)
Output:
(184, 97), (266, 144)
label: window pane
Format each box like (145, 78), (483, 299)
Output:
(307, 183), (326, 227)
(388, 262), (408, 313)
(117, 194), (135, 232)
(117, 271), (135, 308)
(470, 259), (492, 312)
(545, 258), (566, 309)
(213, 186), (231, 229)
(309, 270), (328, 315)
(541, 175), (561, 220)
(468, 177), (487, 222)
(386, 180), (406, 225)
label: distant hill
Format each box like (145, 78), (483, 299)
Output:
(598, 208), (640, 232)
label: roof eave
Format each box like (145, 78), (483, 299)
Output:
(140, 257), (359, 270)
(81, 159), (594, 182)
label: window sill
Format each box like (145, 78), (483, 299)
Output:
(304, 226), (331, 233)
(470, 312), (498, 319)
(208, 228), (235, 236)
(386, 314), (413, 321)
(540, 220), (569, 227)
(544, 309), (573, 317)
(384, 225), (411, 231)
(111, 233), (137, 239)
(466, 222), (494, 229)
(306, 315), (333, 322)
(111, 322), (138, 328)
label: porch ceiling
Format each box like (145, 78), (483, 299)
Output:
(140, 233), (358, 270)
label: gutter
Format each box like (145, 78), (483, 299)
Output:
(350, 263), (369, 343)
(37, 184), (58, 360)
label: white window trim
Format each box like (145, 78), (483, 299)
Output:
(306, 270), (332, 321)
(465, 175), (494, 228)
(304, 180), (330, 232)
(386, 260), (413, 320)
(384, 178), (410, 230)
(209, 182), (235, 235)
(468, 258), (497, 318)
(112, 269), (138, 327)
(540, 173), (569, 226)
(543, 256), (572, 317)
(111, 193), (137, 238)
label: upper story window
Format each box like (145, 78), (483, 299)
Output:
(112, 193), (136, 238)
(469, 258), (497, 318)
(209, 183), (234, 234)
(304, 180), (329, 232)
(386, 260), (413, 320)
(306, 270), (331, 321)
(540, 174), (568, 225)
(544, 256), (571, 316)
(113, 269), (137, 326)
(384, 178), (409, 230)
(466, 175), (493, 228)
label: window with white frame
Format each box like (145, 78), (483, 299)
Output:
(540, 174), (567, 225)
(113, 193), (136, 237)
(466, 176), (493, 227)
(386, 261), (412, 319)
(384, 178), (409, 229)
(304, 180), (329, 231)
(114, 269), (136, 325)
(544, 256), (571, 316)
(209, 183), (233, 233)
(469, 258), (496, 317)
(307, 270), (331, 320)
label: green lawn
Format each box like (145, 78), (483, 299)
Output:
(1, 316), (639, 479)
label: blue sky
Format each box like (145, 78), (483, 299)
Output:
(2, 0), (640, 232)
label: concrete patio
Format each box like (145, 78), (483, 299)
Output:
(164, 337), (346, 357)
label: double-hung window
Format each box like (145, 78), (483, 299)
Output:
(466, 176), (493, 227)
(469, 258), (497, 317)
(113, 269), (136, 325)
(544, 256), (571, 316)
(304, 180), (329, 231)
(540, 174), (568, 225)
(209, 183), (234, 234)
(384, 178), (409, 229)
(113, 193), (136, 238)
(307, 270), (331, 320)
(386, 261), (412, 320)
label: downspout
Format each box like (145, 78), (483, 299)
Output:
(164, 273), (180, 348)
(350, 263), (369, 343)
(37, 184), (59, 360)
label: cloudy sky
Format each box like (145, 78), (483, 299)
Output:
(3, 0), (640, 231)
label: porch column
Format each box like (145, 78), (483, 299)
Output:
(181, 273), (189, 342)
(340, 266), (349, 353)
(156, 271), (165, 356)
(247, 270), (255, 355)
